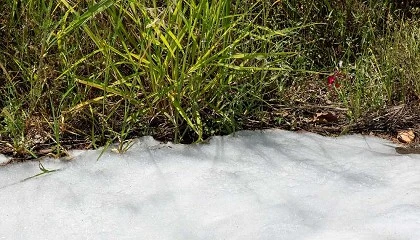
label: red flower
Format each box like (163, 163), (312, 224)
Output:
(327, 71), (341, 88)
(327, 75), (336, 85)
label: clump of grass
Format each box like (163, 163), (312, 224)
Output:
(376, 19), (420, 101)
(0, 0), (296, 158)
(334, 18), (420, 119)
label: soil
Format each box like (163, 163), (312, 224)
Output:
(1, 98), (419, 165)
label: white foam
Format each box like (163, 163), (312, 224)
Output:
(0, 129), (419, 239)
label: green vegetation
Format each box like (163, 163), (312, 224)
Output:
(0, 0), (419, 161)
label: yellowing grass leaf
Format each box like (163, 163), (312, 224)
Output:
(75, 77), (141, 104)
(215, 63), (292, 71)
(229, 52), (296, 60)
(154, 26), (176, 57)
(65, 94), (114, 113)
(166, 29), (184, 52)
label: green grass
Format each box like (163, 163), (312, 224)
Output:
(0, 0), (419, 160)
